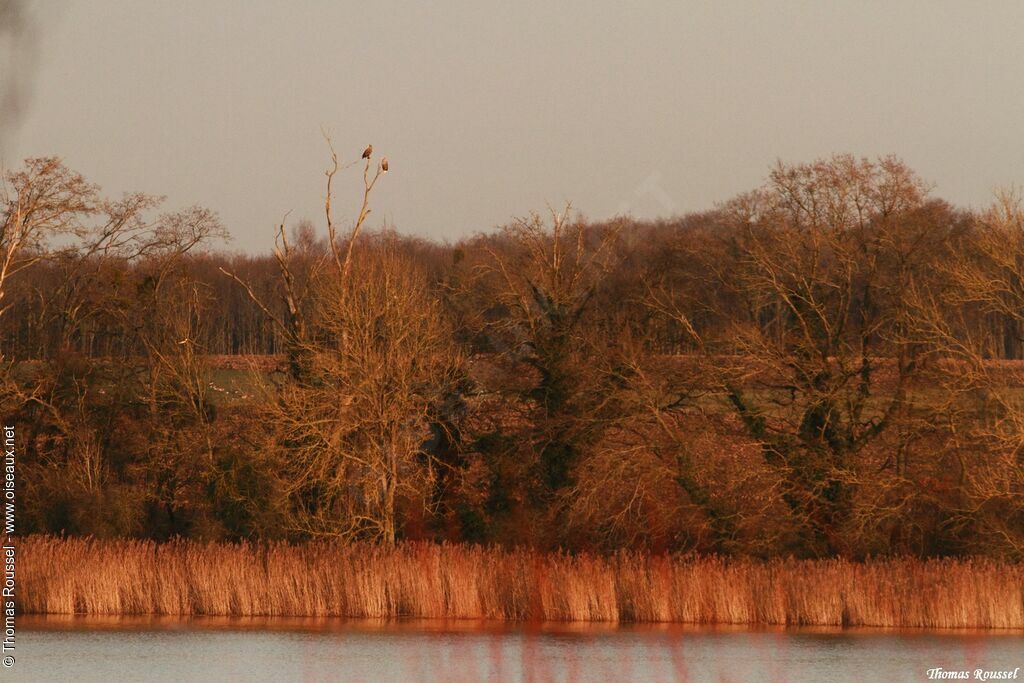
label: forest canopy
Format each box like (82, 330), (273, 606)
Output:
(2, 152), (1022, 559)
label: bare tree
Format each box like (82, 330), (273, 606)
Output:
(1, 158), (95, 338)
(696, 155), (948, 556)
(267, 239), (460, 541)
(224, 142), (458, 542)
(220, 139), (385, 381)
(1, 157), (227, 535)
(911, 189), (1024, 556)
(445, 207), (641, 547)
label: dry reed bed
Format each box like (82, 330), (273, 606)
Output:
(18, 536), (1024, 629)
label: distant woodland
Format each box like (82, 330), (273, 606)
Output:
(3, 152), (1023, 559)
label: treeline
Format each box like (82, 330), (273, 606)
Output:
(8, 202), (1024, 362)
(2, 153), (1023, 559)
(0, 215), (710, 359)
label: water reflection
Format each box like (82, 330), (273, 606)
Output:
(17, 616), (1024, 683)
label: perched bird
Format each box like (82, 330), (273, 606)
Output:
(361, 144), (373, 159)
(381, 157), (388, 173)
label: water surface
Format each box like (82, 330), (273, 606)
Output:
(14, 616), (1024, 682)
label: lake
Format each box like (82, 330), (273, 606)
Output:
(12, 616), (1024, 682)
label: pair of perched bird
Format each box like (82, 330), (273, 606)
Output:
(361, 144), (388, 172)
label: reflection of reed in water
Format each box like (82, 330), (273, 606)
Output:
(18, 535), (1024, 629)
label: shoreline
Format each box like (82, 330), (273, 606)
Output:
(17, 613), (1024, 636)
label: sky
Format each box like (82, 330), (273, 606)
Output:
(4, 0), (1024, 251)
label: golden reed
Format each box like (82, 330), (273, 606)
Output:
(18, 536), (1024, 628)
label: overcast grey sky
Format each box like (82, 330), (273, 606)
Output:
(5, 1), (1024, 250)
